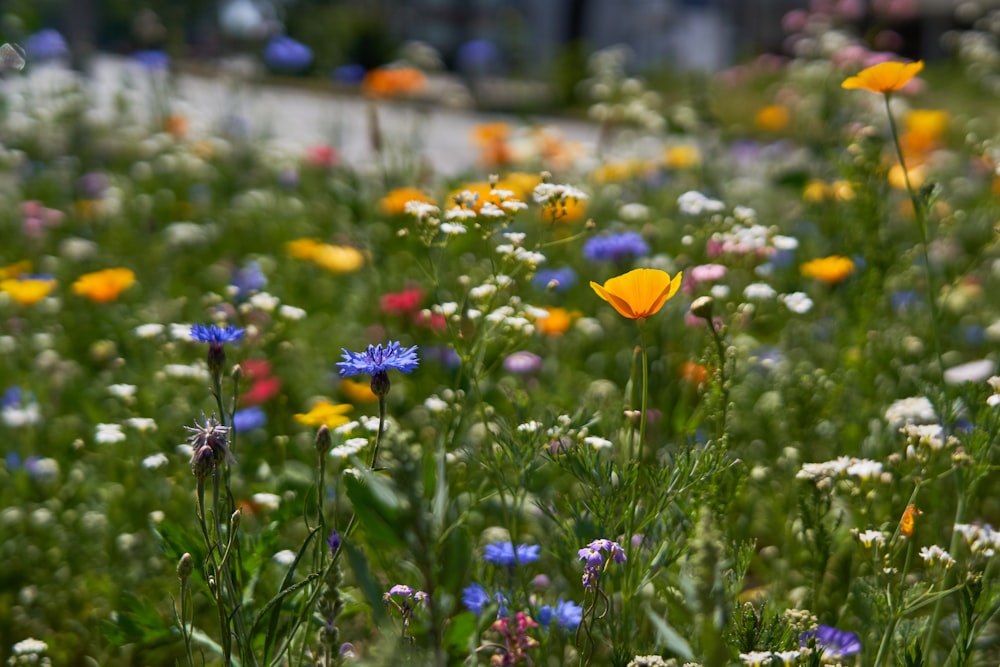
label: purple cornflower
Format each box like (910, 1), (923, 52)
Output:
(502, 351), (543, 374)
(338, 341), (419, 397)
(484, 541), (541, 567)
(579, 538), (626, 590)
(25, 29), (69, 61)
(462, 583), (491, 615)
(583, 231), (650, 262)
(232, 261), (267, 300)
(801, 624), (862, 658)
(326, 529), (340, 554)
(388, 584), (413, 597)
(190, 324), (246, 345)
(538, 599), (583, 631)
(263, 35), (313, 73)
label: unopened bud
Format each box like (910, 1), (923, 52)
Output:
(177, 552), (193, 581)
(315, 425), (332, 456)
(231, 508), (241, 532)
(690, 296), (715, 320)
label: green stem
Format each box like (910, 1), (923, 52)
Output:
(637, 320), (649, 462)
(706, 318), (729, 442)
(922, 473), (967, 661)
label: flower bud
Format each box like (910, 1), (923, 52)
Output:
(690, 295), (715, 320)
(177, 552), (193, 581)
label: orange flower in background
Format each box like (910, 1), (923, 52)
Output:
(663, 144), (701, 169)
(1, 276), (58, 305)
(362, 66), (426, 98)
(902, 109), (949, 155)
(340, 377), (378, 403)
(287, 239), (365, 273)
(72, 268), (135, 303)
(754, 104), (790, 133)
(590, 268), (683, 320)
(680, 361), (709, 387)
(448, 181), (504, 213)
(471, 122), (513, 167)
(536, 307), (575, 336)
(841, 60), (924, 94)
(0, 261), (32, 280)
(293, 400), (352, 428)
(900, 503), (922, 537)
(499, 172), (542, 200)
(380, 187), (435, 216)
(164, 114), (188, 139)
(800, 256), (855, 284)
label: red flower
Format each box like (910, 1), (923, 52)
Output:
(241, 359), (272, 380)
(380, 288), (424, 315)
(305, 145), (338, 168)
(242, 376), (282, 406)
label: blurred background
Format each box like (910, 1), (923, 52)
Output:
(0, 0), (964, 111)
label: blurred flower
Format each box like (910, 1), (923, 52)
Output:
(754, 104), (790, 132)
(95, 423), (126, 444)
(190, 324), (246, 345)
(263, 35), (312, 72)
(242, 376), (281, 405)
(663, 143), (701, 169)
(471, 122), (512, 166)
(361, 66), (426, 98)
(287, 239), (365, 273)
(305, 144), (338, 168)
(901, 503), (922, 537)
(800, 256), (855, 284)
(133, 49), (169, 70)
(538, 599), (583, 631)
(294, 400), (352, 428)
(484, 541), (540, 566)
(332, 63), (366, 84)
(20, 201), (64, 238)
(232, 261), (267, 299)
(219, 0), (272, 38)
(532, 266), (577, 292)
(72, 268), (136, 303)
(233, 406), (267, 431)
(841, 60), (923, 94)
(2, 387), (41, 428)
(340, 377), (378, 403)
(457, 39), (500, 70)
(380, 187), (435, 216)
(677, 190), (725, 215)
(25, 28), (69, 61)
(537, 307), (574, 336)
(0, 261), (31, 280)
(0, 275), (57, 306)
(462, 583), (491, 615)
(583, 231), (650, 262)
(800, 624), (862, 658)
(503, 351), (543, 374)
(380, 288), (424, 315)
(590, 268), (683, 320)
(327, 529), (340, 554)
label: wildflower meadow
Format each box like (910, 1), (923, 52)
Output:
(5, 5), (1000, 667)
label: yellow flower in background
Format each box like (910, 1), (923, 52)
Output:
(72, 268), (135, 303)
(590, 268), (683, 320)
(536, 307), (575, 336)
(800, 256), (855, 284)
(905, 109), (949, 142)
(1, 276), (58, 305)
(754, 104), (790, 133)
(294, 400), (352, 428)
(287, 239), (365, 273)
(841, 60), (924, 94)
(499, 172), (542, 200)
(889, 163), (927, 190)
(380, 187), (435, 216)
(592, 160), (656, 184)
(0, 261), (32, 280)
(340, 377), (378, 403)
(663, 144), (701, 169)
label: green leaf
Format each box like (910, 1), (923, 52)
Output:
(343, 470), (406, 549)
(344, 540), (389, 625)
(645, 604), (694, 661)
(443, 611), (477, 656)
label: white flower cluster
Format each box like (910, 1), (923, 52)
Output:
(740, 650), (803, 666)
(918, 545), (956, 569)
(900, 423), (955, 460)
(677, 190), (725, 216)
(854, 529), (886, 549)
(954, 523), (1000, 558)
(796, 456), (887, 484)
(987, 375), (1000, 407)
(532, 181), (589, 223)
(9, 637), (51, 666)
(884, 396), (937, 428)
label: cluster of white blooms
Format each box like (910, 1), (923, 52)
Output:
(954, 523), (1000, 558)
(495, 242), (547, 268)
(987, 375), (1000, 407)
(161, 362), (211, 382)
(740, 650), (803, 667)
(884, 396), (937, 428)
(797, 456), (887, 484)
(919, 545), (956, 568)
(900, 423), (956, 461)
(677, 190), (725, 216)
(780, 292), (814, 314)
(854, 529), (887, 549)
(95, 423), (126, 444)
(743, 282), (777, 301)
(9, 637), (51, 666)
(330, 437), (368, 460)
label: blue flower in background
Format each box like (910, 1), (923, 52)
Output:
(232, 261), (267, 300)
(25, 29), (69, 62)
(538, 600), (583, 631)
(263, 35), (313, 73)
(483, 541), (540, 567)
(801, 624), (862, 658)
(462, 583), (490, 615)
(583, 231), (650, 262)
(190, 324), (246, 345)
(332, 64), (366, 85)
(233, 407), (266, 432)
(532, 266), (577, 292)
(133, 50), (170, 70)
(457, 39), (499, 70)
(337, 341), (419, 378)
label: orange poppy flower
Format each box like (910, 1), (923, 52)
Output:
(361, 67), (426, 98)
(72, 268), (136, 303)
(380, 187), (435, 216)
(590, 268), (683, 320)
(536, 307), (574, 336)
(900, 503), (922, 537)
(0, 276), (58, 305)
(841, 60), (924, 94)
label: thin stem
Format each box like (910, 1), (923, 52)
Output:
(637, 320), (649, 462)
(706, 318), (729, 442)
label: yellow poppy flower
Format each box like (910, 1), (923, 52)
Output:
(72, 268), (136, 303)
(841, 60), (924, 94)
(293, 400), (352, 428)
(590, 268), (683, 320)
(379, 187), (435, 216)
(663, 144), (701, 169)
(287, 239), (365, 273)
(754, 104), (790, 133)
(800, 256), (855, 284)
(0, 261), (32, 280)
(0, 276), (58, 305)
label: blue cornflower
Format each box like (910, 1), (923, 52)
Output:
(462, 583), (490, 615)
(538, 600), (583, 631)
(327, 529), (340, 554)
(582, 231), (650, 262)
(338, 341), (419, 396)
(332, 64), (366, 85)
(133, 49), (170, 70)
(190, 324), (246, 345)
(232, 261), (267, 300)
(801, 624), (862, 658)
(25, 29), (69, 62)
(232, 407), (266, 432)
(531, 266), (577, 292)
(483, 541), (541, 567)
(263, 35), (313, 73)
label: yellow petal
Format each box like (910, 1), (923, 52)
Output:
(842, 60), (924, 93)
(590, 268), (682, 320)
